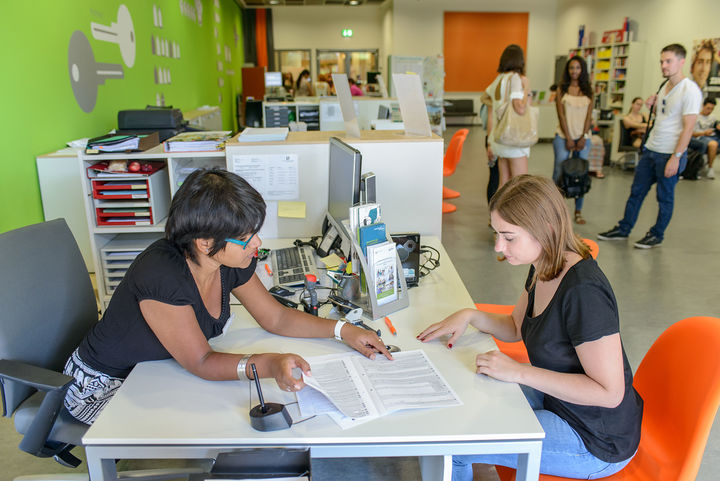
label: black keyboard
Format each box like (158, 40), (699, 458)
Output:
(273, 246), (316, 285)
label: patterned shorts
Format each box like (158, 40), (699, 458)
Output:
(63, 348), (124, 425)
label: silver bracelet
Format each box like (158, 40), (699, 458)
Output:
(236, 354), (252, 380)
(334, 320), (347, 341)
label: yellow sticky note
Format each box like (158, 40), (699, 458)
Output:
(278, 201), (306, 219)
(320, 253), (343, 269)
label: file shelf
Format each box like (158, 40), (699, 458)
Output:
(79, 145), (226, 307)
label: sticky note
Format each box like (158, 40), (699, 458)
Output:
(320, 253), (343, 269)
(278, 201), (306, 219)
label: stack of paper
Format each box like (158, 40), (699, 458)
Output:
(163, 131), (232, 152)
(297, 350), (462, 429)
(237, 127), (289, 142)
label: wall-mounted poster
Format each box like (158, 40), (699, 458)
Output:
(691, 38), (720, 101)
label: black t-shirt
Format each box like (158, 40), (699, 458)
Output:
(78, 239), (257, 378)
(521, 259), (643, 463)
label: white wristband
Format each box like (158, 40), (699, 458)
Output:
(334, 320), (347, 341)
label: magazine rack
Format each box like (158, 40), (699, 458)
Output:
(325, 213), (409, 320)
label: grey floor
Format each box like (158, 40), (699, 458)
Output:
(2, 125), (719, 480)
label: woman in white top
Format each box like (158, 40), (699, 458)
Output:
(485, 45), (531, 188)
(552, 56), (594, 224)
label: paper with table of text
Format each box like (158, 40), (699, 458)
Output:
(298, 350), (461, 429)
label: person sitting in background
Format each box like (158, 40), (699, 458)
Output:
(63, 168), (391, 425)
(295, 69), (315, 97)
(548, 84), (558, 103)
(282, 72), (294, 96)
(418, 175), (642, 480)
(622, 97), (649, 148)
(689, 97), (719, 179)
(348, 77), (364, 96)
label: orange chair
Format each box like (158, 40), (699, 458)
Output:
(477, 239), (598, 363)
(442, 129), (469, 214)
(495, 316), (720, 481)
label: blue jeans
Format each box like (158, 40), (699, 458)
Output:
(452, 386), (634, 480)
(616, 148), (687, 240)
(689, 135), (719, 154)
(552, 135), (591, 211)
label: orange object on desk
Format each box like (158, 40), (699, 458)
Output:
(264, 263), (273, 276)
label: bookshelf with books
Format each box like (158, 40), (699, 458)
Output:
(78, 145), (227, 307)
(569, 41), (644, 112)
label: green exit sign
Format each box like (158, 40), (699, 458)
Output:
(341, 29), (353, 38)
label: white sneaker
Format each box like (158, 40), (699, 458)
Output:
(707, 168), (715, 179)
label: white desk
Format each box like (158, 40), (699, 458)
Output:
(82, 238), (543, 481)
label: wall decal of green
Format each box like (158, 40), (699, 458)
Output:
(0, 0), (246, 234)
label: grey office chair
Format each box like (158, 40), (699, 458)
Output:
(0, 220), (286, 480)
(0, 219), (97, 470)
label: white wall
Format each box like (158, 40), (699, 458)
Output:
(556, 0), (720, 101)
(272, 5), (386, 78)
(392, 0), (559, 93)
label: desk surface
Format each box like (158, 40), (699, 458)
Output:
(227, 129), (441, 146)
(82, 238), (543, 479)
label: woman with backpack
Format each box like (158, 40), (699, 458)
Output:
(553, 56), (594, 225)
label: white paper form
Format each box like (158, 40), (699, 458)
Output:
(231, 154), (299, 201)
(300, 350), (461, 428)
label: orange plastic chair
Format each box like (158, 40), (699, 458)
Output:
(477, 239), (598, 363)
(495, 316), (720, 481)
(583, 238), (599, 260)
(442, 129), (469, 214)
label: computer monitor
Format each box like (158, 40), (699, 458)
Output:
(377, 105), (390, 120)
(264, 71), (282, 87)
(367, 71), (380, 84)
(327, 137), (362, 225)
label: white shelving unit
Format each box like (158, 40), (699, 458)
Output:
(78, 145), (227, 307)
(568, 41), (644, 112)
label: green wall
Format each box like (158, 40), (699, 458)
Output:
(0, 0), (245, 233)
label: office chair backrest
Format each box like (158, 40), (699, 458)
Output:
(444, 129), (469, 176)
(619, 117), (636, 148)
(0, 219), (98, 416)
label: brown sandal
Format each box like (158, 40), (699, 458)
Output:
(574, 210), (586, 225)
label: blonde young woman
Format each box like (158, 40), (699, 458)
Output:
(418, 175), (642, 480)
(485, 44), (531, 188)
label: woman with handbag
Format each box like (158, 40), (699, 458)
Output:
(553, 56), (594, 224)
(485, 44), (533, 188)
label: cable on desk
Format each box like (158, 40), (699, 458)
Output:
(419, 244), (440, 278)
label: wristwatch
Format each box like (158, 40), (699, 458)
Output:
(674, 152), (683, 158)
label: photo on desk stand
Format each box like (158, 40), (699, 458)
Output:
(392, 73), (432, 137)
(331, 73), (361, 138)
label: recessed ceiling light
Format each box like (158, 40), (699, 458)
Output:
(268, 0), (280, 4)
(347, 0), (361, 5)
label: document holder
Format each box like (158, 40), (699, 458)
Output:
(188, 448), (310, 479)
(325, 213), (409, 320)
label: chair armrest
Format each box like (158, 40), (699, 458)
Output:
(0, 359), (73, 392)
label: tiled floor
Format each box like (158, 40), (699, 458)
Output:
(2, 125), (719, 480)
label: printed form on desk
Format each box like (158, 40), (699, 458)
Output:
(297, 350), (461, 429)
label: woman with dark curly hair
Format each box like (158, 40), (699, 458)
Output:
(553, 56), (594, 224)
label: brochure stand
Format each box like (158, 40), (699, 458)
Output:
(325, 213), (409, 320)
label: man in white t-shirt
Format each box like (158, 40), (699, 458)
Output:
(689, 97), (719, 178)
(598, 44), (702, 248)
